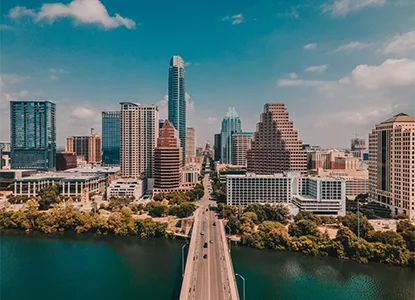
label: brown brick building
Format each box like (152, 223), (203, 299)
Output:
(247, 102), (307, 175)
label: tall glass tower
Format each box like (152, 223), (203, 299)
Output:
(220, 107), (242, 164)
(102, 111), (121, 166)
(10, 101), (56, 170)
(168, 56), (186, 166)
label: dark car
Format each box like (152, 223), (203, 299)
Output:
(203, 242), (208, 248)
(203, 254), (208, 259)
(213, 222), (216, 226)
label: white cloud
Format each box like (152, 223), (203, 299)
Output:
(0, 25), (14, 31)
(50, 68), (70, 74)
(8, 0), (136, 30)
(305, 65), (328, 72)
(335, 41), (372, 52)
(49, 74), (59, 80)
(71, 107), (97, 119)
(221, 16), (230, 21)
(288, 73), (298, 79)
(322, 0), (386, 17)
(8, 6), (36, 18)
(156, 95), (168, 120)
(383, 31), (415, 56)
(304, 43), (317, 50)
(184, 62), (192, 67)
(205, 117), (218, 125)
(231, 14), (244, 25)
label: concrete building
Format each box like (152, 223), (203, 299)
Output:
(10, 101), (56, 170)
(0, 169), (37, 191)
(368, 113), (415, 220)
(13, 172), (106, 197)
(66, 134), (102, 165)
(107, 178), (145, 200)
(247, 103), (307, 175)
(182, 167), (199, 184)
(227, 172), (346, 217)
(56, 152), (77, 171)
(120, 102), (158, 180)
(102, 111), (121, 166)
(168, 56), (187, 166)
(220, 107), (242, 164)
(186, 127), (196, 162)
(154, 120), (182, 189)
(310, 149), (346, 169)
(231, 132), (253, 166)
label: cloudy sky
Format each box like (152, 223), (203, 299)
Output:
(1, 0), (414, 148)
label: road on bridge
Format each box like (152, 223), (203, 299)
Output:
(180, 172), (239, 300)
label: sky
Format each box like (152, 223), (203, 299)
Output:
(0, 0), (414, 148)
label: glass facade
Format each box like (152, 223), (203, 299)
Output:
(102, 111), (121, 166)
(168, 56), (186, 166)
(220, 107), (242, 164)
(10, 101), (56, 170)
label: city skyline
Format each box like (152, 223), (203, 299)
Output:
(1, 0), (414, 148)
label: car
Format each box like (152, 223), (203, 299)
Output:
(209, 240), (213, 244)
(203, 254), (208, 259)
(203, 242), (208, 248)
(213, 222), (216, 226)
(200, 231), (204, 235)
(206, 208), (208, 211)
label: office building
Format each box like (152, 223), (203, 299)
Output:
(154, 120), (182, 189)
(231, 132), (253, 166)
(214, 133), (221, 162)
(186, 127), (196, 161)
(102, 111), (121, 166)
(220, 107), (242, 164)
(56, 152), (77, 171)
(310, 149), (346, 169)
(66, 134), (102, 165)
(168, 56), (186, 165)
(247, 102), (307, 175)
(227, 172), (346, 217)
(368, 113), (415, 220)
(120, 102), (158, 179)
(0, 169), (37, 191)
(10, 101), (56, 170)
(107, 178), (145, 200)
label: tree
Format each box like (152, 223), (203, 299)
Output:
(294, 211), (322, 225)
(289, 219), (320, 237)
(242, 212), (258, 224)
(217, 204), (237, 219)
(37, 185), (60, 210)
(366, 230), (406, 248)
(341, 213), (374, 239)
(121, 207), (132, 217)
(146, 201), (168, 217)
(169, 202), (196, 218)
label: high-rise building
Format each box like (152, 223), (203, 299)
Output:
(154, 120), (182, 189)
(231, 132), (253, 166)
(10, 101), (56, 170)
(220, 107), (242, 164)
(368, 113), (415, 220)
(247, 102), (307, 175)
(214, 133), (221, 162)
(102, 111), (121, 166)
(186, 127), (196, 160)
(168, 56), (186, 165)
(120, 102), (158, 179)
(66, 134), (102, 165)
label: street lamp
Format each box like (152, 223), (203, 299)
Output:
(235, 273), (246, 300)
(181, 243), (188, 276)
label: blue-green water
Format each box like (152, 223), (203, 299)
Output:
(1, 233), (414, 300)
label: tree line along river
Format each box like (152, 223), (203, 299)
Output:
(1, 233), (414, 300)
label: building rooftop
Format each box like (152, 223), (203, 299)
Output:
(381, 113), (415, 124)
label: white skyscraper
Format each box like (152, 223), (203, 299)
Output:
(120, 102), (158, 179)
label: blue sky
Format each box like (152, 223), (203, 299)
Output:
(1, 0), (414, 148)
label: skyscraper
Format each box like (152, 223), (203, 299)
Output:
(247, 102), (307, 175)
(66, 134), (102, 165)
(368, 113), (415, 220)
(168, 56), (186, 165)
(231, 132), (253, 166)
(154, 120), (182, 189)
(102, 111), (121, 166)
(220, 107), (242, 164)
(120, 102), (158, 179)
(10, 101), (56, 170)
(186, 127), (196, 161)
(214, 133), (221, 162)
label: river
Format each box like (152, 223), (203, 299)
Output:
(1, 233), (414, 300)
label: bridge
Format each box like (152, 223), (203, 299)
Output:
(180, 174), (239, 300)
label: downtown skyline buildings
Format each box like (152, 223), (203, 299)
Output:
(168, 56), (187, 166)
(220, 107), (242, 164)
